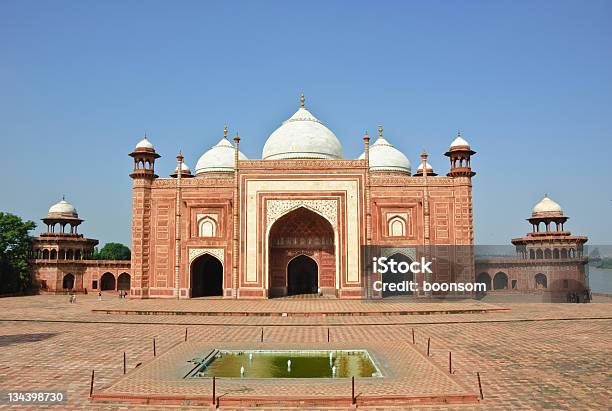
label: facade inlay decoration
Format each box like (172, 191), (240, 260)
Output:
(266, 199), (338, 230)
(188, 248), (224, 264)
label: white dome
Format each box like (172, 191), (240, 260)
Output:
(532, 195), (563, 215)
(417, 161), (434, 172)
(195, 138), (247, 175)
(135, 136), (154, 150)
(450, 132), (470, 148)
(262, 105), (343, 160)
(48, 199), (78, 217)
(358, 135), (411, 174)
(174, 162), (191, 174)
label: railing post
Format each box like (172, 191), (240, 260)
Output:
(212, 376), (216, 407)
(123, 352), (126, 375)
(427, 337), (431, 356)
(449, 351), (452, 374)
(477, 372), (484, 399)
(412, 328), (415, 344)
(89, 370), (95, 397)
(185, 327), (188, 342)
(351, 376), (355, 405)
(153, 338), (156, 357)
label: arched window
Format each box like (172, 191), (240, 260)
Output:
(553, 249), (560, 259)
(536, 249), (543, 259)
(535, 273), (547, 289)
(42, 249), (50, 259)
(544, 249), (552, 259)
(529, 249), (535, 259)
(561, 249), (568, 259)
(50, 249), (57, 260)
(198, 217), (217, 237)
(388, 216), (406, 237)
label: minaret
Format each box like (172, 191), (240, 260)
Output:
(129, 134), (160, 298)
(233, 131), (241, 298)
(363, 130), (371, 246)
(445, 131), (476, 177)
(174, 151), (183, 299)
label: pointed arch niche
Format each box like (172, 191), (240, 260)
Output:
(264, 199), (339, 291)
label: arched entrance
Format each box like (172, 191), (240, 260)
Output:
(190, 254), (223, 297)
(100, 272), (116, 291)
(493, 272), (508, 290)
(268, 207), (335, 297)
(62, 273), (75, 290)
(117, 273), (131, 290)
(476, 272), (492, 291)
(287, 255), (318, 295)
(382, 253), (414, 298)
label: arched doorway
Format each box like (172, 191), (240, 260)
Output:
(287, 255), (318, 295)
(268, 207), (335, 297)
(535, 273), (547, 289)
(100, 272), (116, 291)
(493, 272), (508, 290)
(190, 254), (223, 297)
(62, 273), (75, 290)
(117, 273), (131, 291)
(382, 253), (414, 298)
(476, 272), (492, 291)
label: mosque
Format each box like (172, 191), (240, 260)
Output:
(128, 95), (476, 299)
(29, 96), (588, 299)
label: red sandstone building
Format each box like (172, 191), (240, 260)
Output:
(28, 97), (591, 300)
(475, 195), (589, 296)
(31, 199), (131, 293)
(128, 96), (477, 299)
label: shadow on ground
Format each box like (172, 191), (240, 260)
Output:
(0, 332), (58, 347)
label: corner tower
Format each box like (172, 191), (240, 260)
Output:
(129, 135), (160, 298)
(445, 131), (476, 177)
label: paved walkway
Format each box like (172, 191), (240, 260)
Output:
(0, 295), (610, 409)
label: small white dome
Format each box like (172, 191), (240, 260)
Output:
(450, 131), (470, 148)
(48, 199), (78, 217)
(174, 162), (191, 174)
(262, 103), (343, 160)
(417, 162), (434, 172)
(532, 195), (563, 215)
(135, 136), (154, 150)
(358, 135), (411, 174)
(195, 138), (247, 175)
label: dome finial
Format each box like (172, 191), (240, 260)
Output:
(62, 194), (65, 201)
(378, 125), (383, 138)
(223, 125), (228, 139)
(300, 93), (305, 108)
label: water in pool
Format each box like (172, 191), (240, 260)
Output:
(190, 350), (380, 378)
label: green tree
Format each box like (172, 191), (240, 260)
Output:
(93, 242), (131, 260)
(0, 212), (36, 294)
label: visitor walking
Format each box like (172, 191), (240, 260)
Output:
(98, 291), (102, 301)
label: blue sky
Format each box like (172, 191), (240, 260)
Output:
(1, 0), (611, 246)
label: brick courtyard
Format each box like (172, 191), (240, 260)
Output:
(0, 295), (610, 409)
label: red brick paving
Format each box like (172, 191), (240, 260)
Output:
(0, 295), (610, 410)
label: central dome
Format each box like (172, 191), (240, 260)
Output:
(262, 96), (343, 160)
